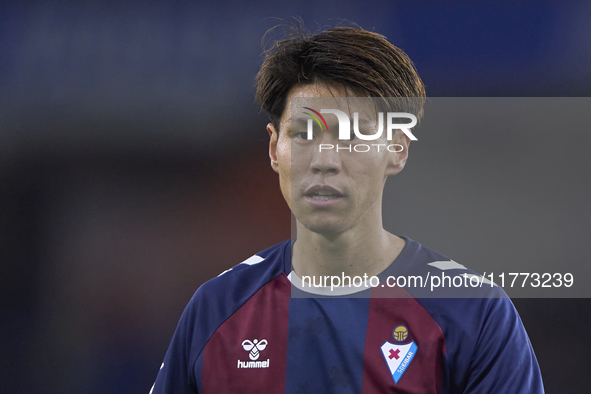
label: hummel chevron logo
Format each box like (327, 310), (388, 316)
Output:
(237, 339), (270, 369)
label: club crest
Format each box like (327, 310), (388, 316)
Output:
(380, 327), (417, 384)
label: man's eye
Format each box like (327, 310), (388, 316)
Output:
(297, 132), (314, 140)
(345, 132), (357, 141)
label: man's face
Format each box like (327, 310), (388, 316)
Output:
(267, 82), (410, 235)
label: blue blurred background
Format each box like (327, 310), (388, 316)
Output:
(1, 1), (590, 393)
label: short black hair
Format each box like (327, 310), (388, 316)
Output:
(255, 25), (426, 131)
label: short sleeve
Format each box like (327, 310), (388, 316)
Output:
(150, 295), (199, 394)
(464, 297), (544, 393)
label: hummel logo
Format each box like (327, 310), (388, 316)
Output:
(241, 339), (268, 360)
(237, 339), (270, 369)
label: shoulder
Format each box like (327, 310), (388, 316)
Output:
(189, 239), (291, 313)
(393, 237), (512, 332)
(150, 241), (293, 393)
(395, 238), (543, 392)
(391, 237), (505, 299)
(170, 240), (291, 365)
(390, 238), (514, 362)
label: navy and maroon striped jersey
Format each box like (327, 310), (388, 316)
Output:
(150, 237), (544, 393)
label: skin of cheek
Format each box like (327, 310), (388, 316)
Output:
(349, 147), (390, 214)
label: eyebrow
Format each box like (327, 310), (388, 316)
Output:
(356, 118), (375, 127)
(291, 118), (308, 125)
(291, 117), (376, 125)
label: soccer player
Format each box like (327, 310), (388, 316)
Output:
(150, 26), (544, 393)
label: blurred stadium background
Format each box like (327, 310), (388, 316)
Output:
(1, 1), (590, 393)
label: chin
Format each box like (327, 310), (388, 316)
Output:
(297, 219), (349, 236)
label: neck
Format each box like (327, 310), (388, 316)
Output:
(291, 213), (405, 279)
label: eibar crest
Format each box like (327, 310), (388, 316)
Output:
(380, 327), (417, 384)
(237, 339), (270, 369)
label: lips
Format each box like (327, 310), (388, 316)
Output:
(304, 185), (345, 200)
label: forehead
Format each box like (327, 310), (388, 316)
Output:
(282, 82), (375, 126)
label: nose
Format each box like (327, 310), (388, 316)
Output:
(310, 140), (342, 174)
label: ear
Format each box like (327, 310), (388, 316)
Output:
(267, 123), (279, 173)
(384, 130), (410, 176)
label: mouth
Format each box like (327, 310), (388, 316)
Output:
(309, 193), (338, 201)
(307, 191), (342, 200)
(303, 185), (345, 205)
